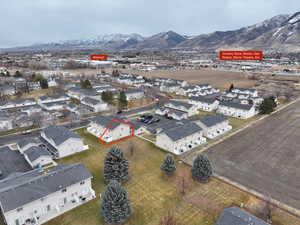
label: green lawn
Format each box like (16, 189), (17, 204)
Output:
(44, 128), (300, 225)
(43, 129), (248, 225)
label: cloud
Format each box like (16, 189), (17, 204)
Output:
(0, 0), (299, 48)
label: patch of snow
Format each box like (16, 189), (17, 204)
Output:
(273, 27), (284, 36)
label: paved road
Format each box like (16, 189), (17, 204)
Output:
(206, 100), (300, 211)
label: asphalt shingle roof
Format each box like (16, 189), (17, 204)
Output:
(42, 125), (80, 146)
(216, 207), (270, 225)
(190, 96), (217, 104)
(0, 163), (92, 213)
(219, 101), (254, 111)
(24, 146), (51, 162)
(199, 114), (228, 127)
(162, 122), (202, 141)
(91, 115), (125, 130)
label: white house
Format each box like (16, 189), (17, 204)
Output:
(0, 112), (13, 131)
(81, 97), (108, 112)
(231, 88), (258, 97)
(87, 115), (132, 143)
(191, 114), (232, 139)
(160, 83), (181, 93)
(217, 101), (257, 119)
(21, 105), (43, 116)
(67, 87), (98, 100)
(0, 163), (95, 225)
(155, 107), (188, 120)
(164, 100), (198, 117)
(41, 125), (89, 159)
(23, 146), (55, 168)
(189, 96), (219, 111)
(17, 138), (41, 154)
(155, 122), (206, 155)
(38, 94), (70, 104)
(0, 98), (36, 110)
(124, 89), (144, 100)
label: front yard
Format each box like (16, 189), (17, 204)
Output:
(43, 128), (300, 225)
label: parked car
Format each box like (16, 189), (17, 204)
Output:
(117, 110), (123, 114)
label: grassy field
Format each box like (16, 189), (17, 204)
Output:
(121, 69), (257, 90)
(43, 128), (299, 225)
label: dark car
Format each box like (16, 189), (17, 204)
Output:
(117, 110), (123, 114)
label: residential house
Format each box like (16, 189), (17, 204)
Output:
(38, 94), (70, 104)
(23, 146), (55, 168)
(189, 96), (219, 111)
(124, 89), (144, 100)
(0, 84), (15, 96)
(41, 125), (89, 159)
(156, 122), (206, 155)
(160, 83), (181, 93)
(17, 138), (41, 154)
(217, 101), (257, 119)
(164, 100), (198, 117)
(155, 107), (188, 120)
(21, 105), (43, 116)
(0, 163), (95, 225)
(231, 88), (258, 97)
(0, 111), (13, 131)
(87, 115), (132, 143)
(191, 114), (232, 139)
(67, 87), (98, 100)
(0, 98), (36, 110)
(216, 207), (270, 225)
(81, 97), (108, 112)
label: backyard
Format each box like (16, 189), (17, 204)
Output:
(43, 128), (300, 225)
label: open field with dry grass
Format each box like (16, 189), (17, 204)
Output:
(121, 69), (257, 89)
(41, 128), (300, 225)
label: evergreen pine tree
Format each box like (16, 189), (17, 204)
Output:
(259, 97), (276, 114)
(101, 180), (132, 224)
(229, 83), (234, 92)
(104, 146), (129, 183)
(191, 154), (213, 182)
(160, 154), (176, 176)
(118, 91), (128, 110)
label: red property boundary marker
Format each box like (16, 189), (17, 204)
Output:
(98, 119), (135, 146)
(219, 51), (264, 61)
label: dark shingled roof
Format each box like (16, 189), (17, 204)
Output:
(0, 163), (92, 213)
(42, 125), (80, 146)
(39, 94), (69, 101)
(162, 122), (202, 141)
(24, 146), (51, 162)
(82, 97), (102, 105)
(219, 101), (254, 111)
(166, 100), (194, 110)
(90, 115), (125, 130)
(199, 114), (228, 127)
(189, 96), (217, 104)
(17, 138), (40, 149)
(216, 207), (270, 225)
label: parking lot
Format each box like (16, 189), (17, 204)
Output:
(0, 147), (31, 179)
(206, 100), (300, 211)
(129, 113), (188, 134)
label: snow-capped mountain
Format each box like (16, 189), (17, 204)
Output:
(3, 12), (300, 52)
(178, 12), (300, 52)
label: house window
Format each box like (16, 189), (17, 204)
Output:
(62, 188), (67, 193)
(16, 207), (23, 212)
(80, 181), (85, 185)
(15, 219), (20, 225)
(47, 205), (51, 212)
(64, 197), (67, 204)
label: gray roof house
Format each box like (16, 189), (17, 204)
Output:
(23, 146), (55, 168)
(17, 138), (41, 154)
(191, 114), (232, 139)
(87, 115), (132, 142)
(41, 125), (88, 158)
(216, 207), (270, 225)
(0, 163), (95, 225)
(156, 122), (206, 155)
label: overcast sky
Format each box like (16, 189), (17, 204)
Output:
(1, 0), (299, 48)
